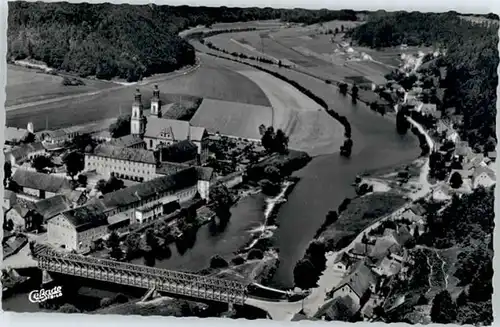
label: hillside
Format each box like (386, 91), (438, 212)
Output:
(8, 2), (360, 82)
(348, 12), (498, 152)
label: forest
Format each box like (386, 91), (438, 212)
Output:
(348, 12), (498, 152)
(7, 2), (357, 81)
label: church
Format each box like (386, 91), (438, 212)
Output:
(130, 85), (207, 155)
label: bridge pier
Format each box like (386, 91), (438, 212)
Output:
(41, 269), (54, 286)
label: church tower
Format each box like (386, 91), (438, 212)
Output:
(131, 89), (145, 137)
(150, 84), (162, 118)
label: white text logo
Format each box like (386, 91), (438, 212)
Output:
(28, 286), (63, 303)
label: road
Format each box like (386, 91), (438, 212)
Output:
(245, 203), (410, 320)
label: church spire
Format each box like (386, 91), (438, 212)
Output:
(150, 84), (162, 118)
(131, 88), (145, 138)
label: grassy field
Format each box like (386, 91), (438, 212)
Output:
(6, 54), (271, 131)
(208, 23), (393, 86)
(190, 98), (273, 140)
(319, 192), (408, 250)
(6, 65), (116, 107)
(238, 69), (344, 156)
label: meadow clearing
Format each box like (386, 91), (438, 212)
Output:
(238, 70), (345, 156)
(6, 54), (270, 131)
(6, 64), (116, 107)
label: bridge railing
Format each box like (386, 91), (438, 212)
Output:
(36, 245), (247, 292)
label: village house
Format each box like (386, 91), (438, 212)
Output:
(84, 144), (157, 182)
(5, 142), (46, 166)
(472, 166), (496, 189)
(433, 183), (452, 202)
(487, 151), (497, 161)
(4, 204), (32, 231)
(31, 194), (73, 223)
(373, 256), (402, 277)
(11, 169), (72, 201)
(47, 202), (108, 253)
(334, 252), (356, 273)
(4, 124), (32, 146)
(3, 190), (17, 210)
(66, 190), (87, 207)
(332, 261), (379, 312)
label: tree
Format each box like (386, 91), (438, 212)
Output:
(210, 255), (229, 269)
(58, 304), (80, 313)
(77, 174), (87, 187)
(145, 228), (159, 251)
(109, 115), (131, 138)
(339, 83), (348, 95)
(450, 171), (463, 189)
(107, 231), (120, 249)
(325, 210), (338, 224)
(431, 290), (457, 324)
(293, 258), (317, 289)
(248, 249), (264, 260)
(63, 151), (84, 180)
(4, 161), (12, 186)
(261, 126), (275, 152)
(209, 183), (232, 215)
(258, 124), (267, 136)
(274, 129), (289, 153)
(124, 233), (141, 259)
(456, 291), (468, 307)
(32, 156), (52, 172)
(351, 84), (359, 100)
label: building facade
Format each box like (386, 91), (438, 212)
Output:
(129, 87), (207, 154)
(47, 203), (108, 252)
(84, 144), (157, 182)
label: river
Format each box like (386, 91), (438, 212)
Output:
(270, 89), (420, 288)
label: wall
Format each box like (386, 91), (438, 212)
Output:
(332, 285), (361, 312)
(85, 154), (157, 182)
(47, 216), (77, 250)
(77, 225), (108, 253)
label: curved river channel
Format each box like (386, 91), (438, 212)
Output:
(3, 59), (419, 311)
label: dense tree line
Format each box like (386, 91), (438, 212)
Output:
(8, 2), (196, 81)
(8, 3), (360, 81)
(349, 11), (498, 151)
(416, 186), (493, 325)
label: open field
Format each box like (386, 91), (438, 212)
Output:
(6, 54), (270, 131)
(179, 20), (285, 38)
(207, 24), (393, 85)
(239, 70), (344, 156)
(6, 65), (116, 107)
(190, 98), (273, 140)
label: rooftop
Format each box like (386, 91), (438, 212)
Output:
(61, 202), (108, 232)
(91, 144), (156, 164)
(12, 169), (71, 194)
(101, 167), (199, 210)
(337, 261), (377, 299)
(32, 194), (72, 222)
(109, 135), (145, 148)
(6, 142), (45, 161)
(5, 127), (29, 143)
(145, 117), (205, 142)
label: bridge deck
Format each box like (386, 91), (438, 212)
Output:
(33, 244), (248, 305)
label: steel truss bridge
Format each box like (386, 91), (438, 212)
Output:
(32, 245), (247, 305)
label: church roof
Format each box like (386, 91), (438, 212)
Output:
(144, 116), (205, 142)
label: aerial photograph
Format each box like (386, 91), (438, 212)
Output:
(1, 2), (496, 325)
